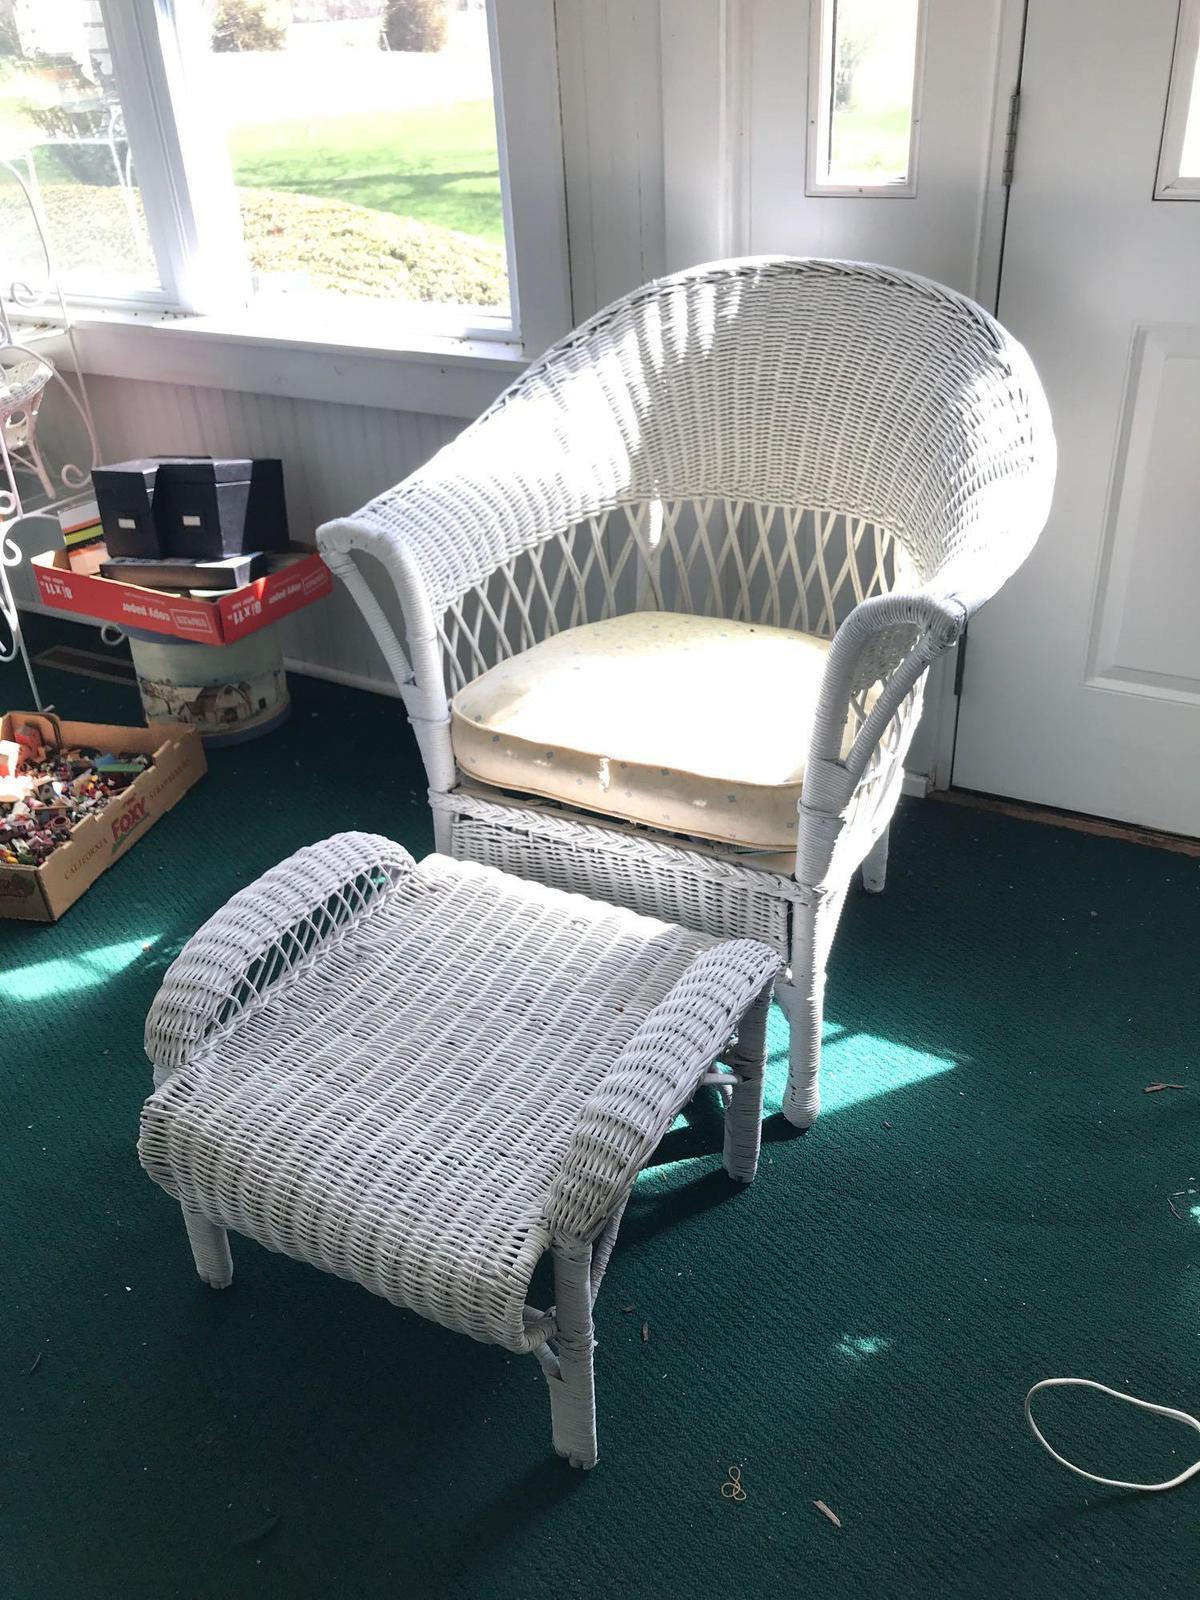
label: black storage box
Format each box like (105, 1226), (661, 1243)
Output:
(91, 457), (206, 559)
(156, 458), (289, 560)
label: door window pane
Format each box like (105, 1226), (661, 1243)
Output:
(1157, 0), (1200, 197)
(1184, 58), (1200, 176)
(0, 1), (158, 297)
(810, 0), (923, 194)
(193, 0), (509, 316)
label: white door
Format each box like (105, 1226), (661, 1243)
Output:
(662, 0), (1025, 784)
(741, 0), (1019, 303)
(953, 0), (1200, 835)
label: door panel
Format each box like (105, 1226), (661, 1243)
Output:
(1088, 325), (1200, 705)
(953, 0), (1200, 834)
(746, 0), (1015, 300)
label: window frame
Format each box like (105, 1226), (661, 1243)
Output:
(804, 0), (927, 200)
(10, 0), (570, 367)
(1156, 0), (1200, 200)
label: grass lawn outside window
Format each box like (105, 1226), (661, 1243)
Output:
(0, 9), (508, 314)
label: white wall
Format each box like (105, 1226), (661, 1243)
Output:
(555, 0), (666, 315)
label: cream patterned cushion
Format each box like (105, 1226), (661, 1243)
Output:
(451, 611), (847, 852)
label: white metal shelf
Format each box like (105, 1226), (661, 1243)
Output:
(1, 149), (101, 709)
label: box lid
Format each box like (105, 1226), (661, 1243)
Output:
(159, 458), (261, 486)
(92, 456), (211, 487)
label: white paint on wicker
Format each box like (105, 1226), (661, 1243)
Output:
(316, 257), (1054, 1129)
(140, 833), (779, 1468)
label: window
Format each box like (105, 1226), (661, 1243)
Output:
(0, 1), (159, 297)
(1157, 0), (1200, 198)
(0, 0), (569, 355)
(186, 0), (509, 321)
(807, 0), (925, 197)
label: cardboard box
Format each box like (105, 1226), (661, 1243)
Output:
(32, 545), (332, 646)
(0, 714), (206, 922)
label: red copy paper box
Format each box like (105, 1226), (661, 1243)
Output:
(32, 545), (332, 646)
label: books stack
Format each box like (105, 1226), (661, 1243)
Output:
(59, 500), (107, 577)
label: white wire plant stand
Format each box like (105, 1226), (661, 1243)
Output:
(0, 147), (101, 709)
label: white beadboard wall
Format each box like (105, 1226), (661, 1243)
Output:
(16, 374), (464, 694)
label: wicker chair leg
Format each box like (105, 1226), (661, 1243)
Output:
(545, 1243), (598, 1469)
(723, 982), (771, 1182)
(782, 900), (824, 1130)
(182, 1208), (233, 1289)
(862, 825), (890, 895)
(431, 798), (453, 854)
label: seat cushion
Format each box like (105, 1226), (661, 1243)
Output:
(451, 612), (842, 851)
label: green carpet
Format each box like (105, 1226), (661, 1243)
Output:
(3, 616), (1199, 1600)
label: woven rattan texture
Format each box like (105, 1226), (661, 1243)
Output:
(327, 257), (1054, 624)
(438, 788), (801, 952)
(140, 840), (778, 1356)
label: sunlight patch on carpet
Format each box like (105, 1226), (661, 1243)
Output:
(836, 1333), (893, 1360)
(6, 937), (158, 1002)
(763, 1007), (956, 1114)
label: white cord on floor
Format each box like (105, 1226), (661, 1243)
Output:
(1025, 1378), (1200, 1492)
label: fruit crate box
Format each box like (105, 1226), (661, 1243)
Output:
(0, 713), (206, 922)
(32, 545), (332, 645)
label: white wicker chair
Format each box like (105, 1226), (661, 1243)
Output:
(317, 257), (1055, 1130)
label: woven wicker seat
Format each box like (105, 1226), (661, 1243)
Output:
(139, 833), (779, 1468)
(318, 257), (1056, 1130)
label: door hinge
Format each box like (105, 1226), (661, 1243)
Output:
(953, 627), (969, 697)
(1002, 90), (1021, 188)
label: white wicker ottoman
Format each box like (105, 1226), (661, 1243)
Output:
(138, 833), (780, 1468)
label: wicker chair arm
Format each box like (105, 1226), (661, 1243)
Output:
(319, 451), (583, 749)
(801, 588), (966, 794)
(544, 939), (781, 1245)
(144, 831), (415, 1079)
(317, 421), (586, 636)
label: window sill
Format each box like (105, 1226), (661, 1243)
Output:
(65, 308), (529, 419)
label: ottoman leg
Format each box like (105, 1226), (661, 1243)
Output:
(182, 1207), (233, 1289)
(546, 1244), (598, 1469)
(723, 983), (771, 1184)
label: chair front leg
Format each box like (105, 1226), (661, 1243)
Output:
(545, 1241), (598, 1469)
(783, 895), (824, 1129)
(784, 879), (854, 1128)
(722, 981), (772, 1182)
